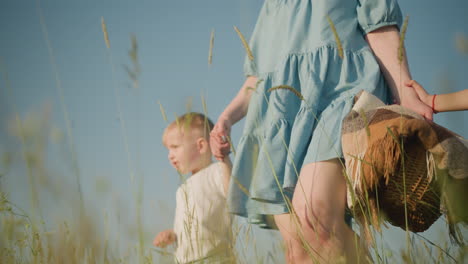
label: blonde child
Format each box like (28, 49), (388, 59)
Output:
(153, 112), (234, 263)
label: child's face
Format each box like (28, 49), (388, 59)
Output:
(163, 127), (205, 175)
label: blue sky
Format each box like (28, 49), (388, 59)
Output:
(1, 0), (467, 260)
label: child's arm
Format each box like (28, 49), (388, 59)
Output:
(210, 123), (233, 194)
(219, 156), (233, 195)
(365, 26), (433, 120)
(211, 76), (258, 161)
(406, 80), (468, 112)
(153, 229), (177, 248)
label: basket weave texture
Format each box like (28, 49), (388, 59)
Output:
(378, 139), (441, 232)
(341, 91), (468, 238)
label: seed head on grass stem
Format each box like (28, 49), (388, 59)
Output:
(326, 15), (344, 59)
(234, 26), (254, 61)
(101, 17), (110, 49)
(398, 16), (409, 64)
(267, 85), (304, 100)
(208, 29), (214, 66)
(124, 34), (141, 89)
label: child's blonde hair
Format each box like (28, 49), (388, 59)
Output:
(163, 112), (214, 144)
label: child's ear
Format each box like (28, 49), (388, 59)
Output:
(197, 137), (210, 154)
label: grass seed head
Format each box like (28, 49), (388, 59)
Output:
(101, 17), (111, 49)
(234, 26), (254, 61)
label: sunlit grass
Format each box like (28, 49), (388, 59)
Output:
(234, 26), (254, 62)
(398, 16), (409, 65)
(0, 9), (466, 264)
(208, 29), (215, 66)
(326, 15), (344, 59)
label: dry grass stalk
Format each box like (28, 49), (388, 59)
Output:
(124, 35), (141, 89)
(200, 95), (211, 140)
(234, 26), (254, 61)
(231, 176), (251, 197)
(37, 2), (84, 211)
(208, 29), (214, 65)
(157, 101), (168, 123)
(245, 79), (263, 93)
(455, 33), (468, 54)
(326, 16), (344, 59)
(398, 15), (409, 64)
(267, 85), (304, 100)
(101, 17), (111, 49)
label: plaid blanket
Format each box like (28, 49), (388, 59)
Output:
(341, 91), (468, 238)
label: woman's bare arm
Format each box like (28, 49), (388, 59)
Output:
(218, 76), (258, 125)
(210, 76), (258, 160)
(365, 26), (433, 120)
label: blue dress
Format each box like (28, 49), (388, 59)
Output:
(228, 0), (403, 228)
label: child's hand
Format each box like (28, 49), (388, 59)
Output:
(400, 80), (433, 121)
(405, 80), (432, 107)
(153, 229), (176, 248)
(210, 117), (232, 161)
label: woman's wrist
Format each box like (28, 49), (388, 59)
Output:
(409, 92), (432, 107)
(218, 113), (233, 127)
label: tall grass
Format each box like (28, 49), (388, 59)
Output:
(0, 10), (466, 264)
(36, 0), (84, 215)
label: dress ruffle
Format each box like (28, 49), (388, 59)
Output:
(228, 45), (391, 228)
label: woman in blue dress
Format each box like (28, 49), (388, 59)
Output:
(210, 0), (433, 263)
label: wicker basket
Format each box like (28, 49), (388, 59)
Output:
(378, 139), (441, 232)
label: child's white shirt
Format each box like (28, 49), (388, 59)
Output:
(173, 162), (232, 263)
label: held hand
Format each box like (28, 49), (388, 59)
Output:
(153, 229), (176, 248)
(405, 80), (432, 106)
(210, 117), (232, 161)
(399, 81), (433, 121)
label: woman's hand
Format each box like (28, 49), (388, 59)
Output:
(209, 76), (258, 161)
(210, 116), (232, 161)
(399, 81), (433, 120)
(405, 80), (432, 106)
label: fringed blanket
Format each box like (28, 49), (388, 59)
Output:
(341, 91), (468, 242)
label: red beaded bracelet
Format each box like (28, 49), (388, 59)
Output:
(431, 94), (438, 114)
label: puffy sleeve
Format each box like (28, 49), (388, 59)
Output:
(243, 56), (257, 77)
(356, 0), (403, 35)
